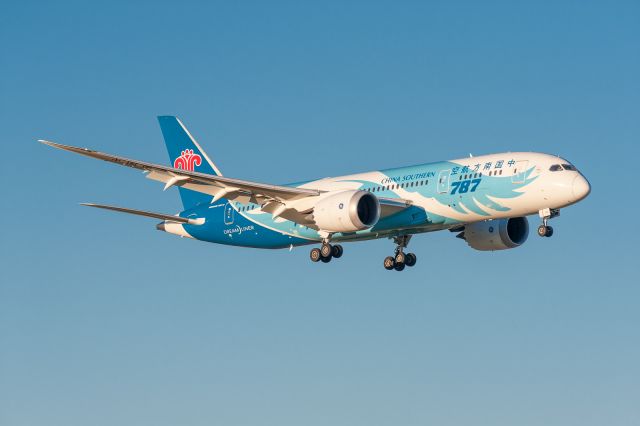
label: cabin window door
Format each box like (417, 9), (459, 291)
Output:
(437, 170), (451, 193)
(512, 161), (529, 184)
(224, 202), (235, 225)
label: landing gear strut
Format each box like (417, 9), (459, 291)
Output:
(538, 208), (560, 238)
(310, 239), (343, 264)
(384, 235), (417, 271)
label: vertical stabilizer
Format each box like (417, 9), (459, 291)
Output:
(157, 116), (222, 209)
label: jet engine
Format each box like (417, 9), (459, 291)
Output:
(313, 190), (380, 233)
(458, 217), (529, 251)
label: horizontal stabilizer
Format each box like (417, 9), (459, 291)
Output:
(80, 203), (204, 225)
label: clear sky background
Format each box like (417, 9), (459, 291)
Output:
(1, 1), (639, 425)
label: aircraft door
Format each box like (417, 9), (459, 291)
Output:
(437, 169), (451, 193)
(224, 202), (234, 225)
(512, 161), (529, 184)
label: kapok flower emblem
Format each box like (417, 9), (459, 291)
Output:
(173, 149), (202, 171)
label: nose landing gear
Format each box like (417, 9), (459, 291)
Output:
(538, 208), (560, 237)
(383, 235), (417, 271)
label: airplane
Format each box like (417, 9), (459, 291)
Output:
(40, 116), (591, 271)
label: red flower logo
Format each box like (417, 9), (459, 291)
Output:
(173, 149), (202, 171)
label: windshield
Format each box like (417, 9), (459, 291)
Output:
(549, 163), (578, 172)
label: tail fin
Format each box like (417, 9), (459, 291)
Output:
(157, 116), (222, 209)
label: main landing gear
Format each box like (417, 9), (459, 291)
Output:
(384, 235), (417, 272)
(310, 241), (343, 264)
(537, 208), (560, 238)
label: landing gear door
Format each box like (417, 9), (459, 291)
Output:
(437, 169), (451, 193)
(224, 202), (234, 225)
(512, 161), (529, 184)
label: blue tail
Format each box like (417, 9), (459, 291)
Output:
(157, 116), (222, 209)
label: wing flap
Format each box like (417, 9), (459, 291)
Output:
(378, 197), (413, 218)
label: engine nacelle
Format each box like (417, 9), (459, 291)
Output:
(313, 190), (380, 233)
(460, 217), (529, 251)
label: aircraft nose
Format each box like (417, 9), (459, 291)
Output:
(572, 174), (591, 201)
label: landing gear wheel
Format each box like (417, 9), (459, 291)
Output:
(332, 244), (343, 258)
(405, 253), (417, 267)
(310, 248), (321, 262)
(384, 256), (395, 270)
(537, 225), (548, 237)
(320, 255), (332, 263)
(537, 225), (554, 237)
(394, 262), (406, 271)
(320, 243), (333, 258)
(394, 252), (406, 265)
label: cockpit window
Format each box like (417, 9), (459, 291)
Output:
(562, 163), (577, 171)
(549, 164), (563, 171)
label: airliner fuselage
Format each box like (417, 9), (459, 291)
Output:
(41, 116), (591, 271)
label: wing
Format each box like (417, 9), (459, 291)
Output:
(40, 139), (326, 226)
(41, 140), (413, 227)
(41, 139), (319, 196)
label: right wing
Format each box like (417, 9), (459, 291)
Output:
(40, 140), (323, 222)
(42, 140), (415, 227)
(40, 140), (327, 226)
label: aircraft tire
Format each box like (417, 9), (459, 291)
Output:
(384, 256), (395, 270)
(310, 248), (322, 262)
(537, 225), (547, 237)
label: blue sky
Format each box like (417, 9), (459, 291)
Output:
(1, 1), (639, 425)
